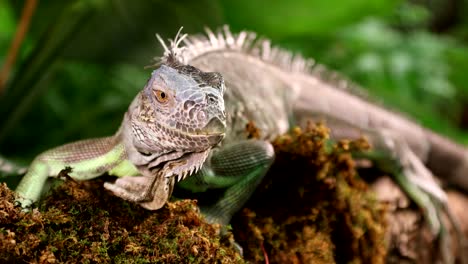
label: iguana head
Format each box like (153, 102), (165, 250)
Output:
(140, 63), (226, 149)
(123, 30), (227, 210)
(131, 62), (226, 182)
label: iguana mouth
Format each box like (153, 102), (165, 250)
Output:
(152, 148), (211, 184)
(184, 117), (226, 137)
(199, 117), (226, 135)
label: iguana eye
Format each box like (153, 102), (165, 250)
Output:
(154, 90), (169, 103)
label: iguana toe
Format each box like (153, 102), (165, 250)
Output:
(15, 195), (34, 211)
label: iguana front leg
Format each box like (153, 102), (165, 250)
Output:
(103, 150), (186, 203)
(104, 150), (213, 210)
(177, 139), (275, 225)
(103, 175), (155, 202)
(103, 167), (175, 210)
(15, 136), (127, 207)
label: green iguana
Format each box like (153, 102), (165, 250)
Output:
(2, 26), (467, 262)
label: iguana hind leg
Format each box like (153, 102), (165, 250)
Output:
(16, 136), (125, 207)
(178, 139), (275, 225)
(360, 129), (466, 264)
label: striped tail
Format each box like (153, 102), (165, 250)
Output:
(0, 155), (27, 177)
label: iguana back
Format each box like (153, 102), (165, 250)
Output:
(168, 26), (468, 192)
(172, 29), (468, 262)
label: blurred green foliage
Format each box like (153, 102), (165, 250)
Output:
(1, 0), (468, 162)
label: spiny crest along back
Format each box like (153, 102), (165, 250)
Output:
(155, 25), (369, 98)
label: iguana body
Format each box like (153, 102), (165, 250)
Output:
(179, 27), (468, 262)
(3, 26), (468, 262)
(15, 53), (234, 212)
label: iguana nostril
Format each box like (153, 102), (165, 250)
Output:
(202, 117), (226, 134)
(206, 94), (218, 104)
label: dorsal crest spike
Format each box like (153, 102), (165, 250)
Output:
(152, 25), (369, 100)
(155, 33), (169, 54)
(152, 27), (188, 68)
(172, 27), (187, 48)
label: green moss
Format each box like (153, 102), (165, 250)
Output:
(0, 179), (243, 263)
(232, 122), (387, 263)
(0, 122), (386, 263)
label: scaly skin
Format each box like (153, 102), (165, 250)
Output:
(175, 27), (467, 263)
(3, 26), (467, 263)
(15, 57), (235, 213)
(15, 136), (128, 207)
(13, 35), (275, 228)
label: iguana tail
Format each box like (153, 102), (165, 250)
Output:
(426, 131), (468, 191)
(291, 70), (468, 191)
(0, 155), (27, 177)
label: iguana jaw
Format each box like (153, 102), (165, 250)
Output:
(160, 149), (211, 182)
(134, 148), (212, 211)
(148, 117), (224, 182)
(157, 120), (225, 145)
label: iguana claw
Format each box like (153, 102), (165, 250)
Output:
(104, 176), (153, 203)
(15, 196), (34, 211)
